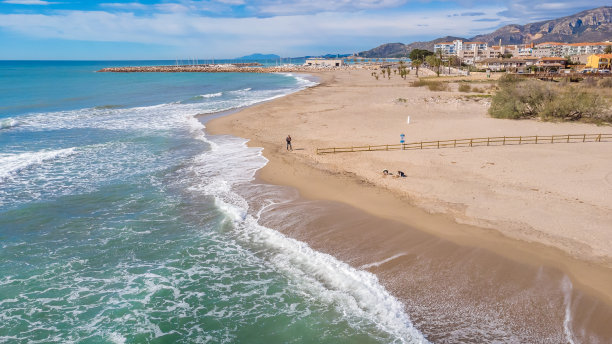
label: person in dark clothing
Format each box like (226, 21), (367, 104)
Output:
(286, 135), (293, 151)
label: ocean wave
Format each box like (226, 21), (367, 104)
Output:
(0, 147), (77, 180)
(228, 88), (252, 95)
(181, 127), (427, 343)
(0, 118), (19, 130)
(199, 92), (223, 98)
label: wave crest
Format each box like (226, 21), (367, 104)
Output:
(0, 148), (76, 180)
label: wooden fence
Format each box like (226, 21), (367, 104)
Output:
(316, 134), (612, 155)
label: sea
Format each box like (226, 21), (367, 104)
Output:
(0, 61), (427, 343)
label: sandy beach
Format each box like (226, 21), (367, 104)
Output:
(206, 69), (612, 301)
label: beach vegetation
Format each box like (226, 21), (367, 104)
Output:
(409, 49), (432, 77)
(425, 55), (443, 76)
(489, 79), (610, 123)
(599, 78), (612, 88)
(458, 84), (472, 92)
(411, 79), (450, 91)
(397, 61), (409, 79)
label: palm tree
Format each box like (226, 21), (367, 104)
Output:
(412, 59), (422, 77)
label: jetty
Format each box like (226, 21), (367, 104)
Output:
(97, 64), (378, 73)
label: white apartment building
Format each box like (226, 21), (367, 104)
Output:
(434, 40), (488, 56)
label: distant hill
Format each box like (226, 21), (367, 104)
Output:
(358, 6), (612, 57)
(236, 53), (281, 60)
(471, 6), (611, 45)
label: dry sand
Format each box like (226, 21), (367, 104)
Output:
(206, 69), (612, 302)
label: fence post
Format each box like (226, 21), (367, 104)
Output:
(386, 145), (389, 151)
(535, 135), (538, 144)
(583, 134), (586, 142)
(437, 141), (440, 149)
(567, 135), (570, 143)
(598, 134), (601, 142)
(454, 139), (457, 148)
(369, 145), (371, 151)
(551, 135), (554, 143)
(420, 141), (423, 149)
(487, 137), (490, 146)
(470, 138), (473, 147)
(333, 147), (336, 153)
(519, 136), (522, 144)
(503, 136), (506, 145)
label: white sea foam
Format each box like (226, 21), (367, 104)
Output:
(361, 253), (408, 269)
(0, 147), (76, 180)
(199, 92), (223, 98)
(0, 118), (19, 130)
(562, 276), (576, 344)
(182, 121), (427, 343)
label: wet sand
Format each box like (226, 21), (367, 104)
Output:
(204, 69), (612, 340)
(228, 174), (612, 342)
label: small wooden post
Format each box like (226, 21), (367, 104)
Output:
(519, 136), (522, 144)
(470, 138), (473, 147)
(503, 136), (506, 145)
(567, 135), (570, 143)
(583, 134), (586, 142)
(597, 134), (601, 142)
(420, 141), (423, 149)
(333, 147), (336, 153)
(454, 139), (457, 148)
(535, 135), (538, 144)
(487, 137), (490, 146)
(437, 141), (440, 149)
(551, 135), (554, 143)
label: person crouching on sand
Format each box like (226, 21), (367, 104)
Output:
(286, 135), (293, 151)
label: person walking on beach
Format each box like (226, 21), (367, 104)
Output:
(286, 135), (293, 151)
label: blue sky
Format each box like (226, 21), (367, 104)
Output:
(0, 0), (608, 59)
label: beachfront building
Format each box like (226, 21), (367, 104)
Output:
(304, 58), (344, 67)
(435, 40), (490, 64)
(475, 58), (535, 72)
(434, 41), (459, 55)
(532, 42), (612, 57)
(586, 54), (612, 70)
(437, 40), (612, 65)
(474, 57), (564, 72)
(536, 57), (567, 69)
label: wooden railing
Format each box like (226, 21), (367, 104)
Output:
(316, 134), (612, 154)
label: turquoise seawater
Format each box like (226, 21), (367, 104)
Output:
(0, 61), (425, 343)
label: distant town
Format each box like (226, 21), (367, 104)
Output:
(431, 40), (612, 72)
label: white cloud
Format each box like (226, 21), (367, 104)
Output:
(100, 2), (149, 10)
(2, 0), (56, 4)
(0, 7), (506, 56)
(253, 0), (409, 15)
(497, 1), (610, 19)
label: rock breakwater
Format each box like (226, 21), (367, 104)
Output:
(97, 64), (378, 73)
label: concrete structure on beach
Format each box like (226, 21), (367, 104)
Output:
(304, 58), (344, 67)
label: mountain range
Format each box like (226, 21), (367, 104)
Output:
(358, 6), (612, 58)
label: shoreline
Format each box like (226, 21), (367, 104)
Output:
(205, 70), (612, 305)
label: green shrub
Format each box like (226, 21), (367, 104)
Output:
(497, 74), (523, 87)
(458, 84), (471, 92)
(411, 79), (449, 91)
(489, 79), (609, 122)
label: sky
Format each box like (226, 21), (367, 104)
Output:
(0, 0), (608, 59)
